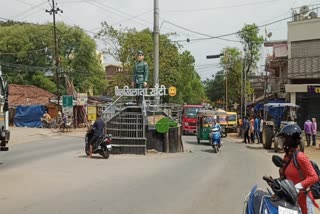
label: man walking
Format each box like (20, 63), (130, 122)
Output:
(304, 119), (312, 147)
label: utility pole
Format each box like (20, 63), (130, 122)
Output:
(153, 0), (160, 105)
(244, 67), (247, 116)
(224, 52), (228, 112)
(225, 70), (228, 111)
(240, 67), (243, 119)
(46, 0), (63, 106)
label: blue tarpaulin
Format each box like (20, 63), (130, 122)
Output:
(14, 105), (45, 128)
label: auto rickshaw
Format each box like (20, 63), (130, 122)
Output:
(214, 108), (228, 137)
(196, 110), (216, 144)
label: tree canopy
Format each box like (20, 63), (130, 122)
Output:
(0, 21), (107, 95)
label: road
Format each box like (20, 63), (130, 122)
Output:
(0, 133), (282, 214)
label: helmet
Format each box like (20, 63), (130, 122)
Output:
(276, 124), (301, 148)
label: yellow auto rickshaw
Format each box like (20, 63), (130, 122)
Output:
(213, 109), (228, 137)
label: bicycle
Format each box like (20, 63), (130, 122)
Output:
(50, 121), (65, 133)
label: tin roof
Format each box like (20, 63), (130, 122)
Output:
(8, 84), (56, 107)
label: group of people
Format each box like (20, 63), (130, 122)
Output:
(304, 118), (318, 147)
(242, 115), (263, 144)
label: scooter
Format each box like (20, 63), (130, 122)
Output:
(85, 130), (112, 159)
(210, 127), (221, 153)
(243, 155), (301, 214)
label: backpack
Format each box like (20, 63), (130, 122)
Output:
(292, 151), (320, 199)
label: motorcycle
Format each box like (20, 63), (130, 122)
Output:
(210, 126), (221, 153)
(243, 155), (301, 214)
(85, 130), (112, 159)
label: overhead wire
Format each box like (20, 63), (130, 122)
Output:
(164, 0), (278, 13)
(0, 47), (51, 56)
(160, 20), (241, 43)
(173, 6), (320, 43)
(9, 1), (48, 20)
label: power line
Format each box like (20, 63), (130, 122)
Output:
(173, 6), (320, 43)
(164, 0), (278, 13)
(0, 47), (51, 56)
(9, 1), (48, 19)
(160, 20), (241, 43)
(86, 1), (152, 29)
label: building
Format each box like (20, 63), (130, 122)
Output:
(8, 84), (56, 107)
(285, 5), (320, 124)
(264, 40), (289, 98)
(105, 63), (124, 80)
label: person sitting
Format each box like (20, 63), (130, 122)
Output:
(210, 119), (222, 147)
(87, 112), (105, 158)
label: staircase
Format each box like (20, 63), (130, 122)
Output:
(105, 106), (147, 154)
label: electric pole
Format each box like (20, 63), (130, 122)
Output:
(46, 0), (63, 106)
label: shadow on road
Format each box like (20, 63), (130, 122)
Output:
(267, 150), (284, 154)
(184, 140), (211, 146)
(245, 145), (265, 150)
(78, 155), (104, 159)
(201, 149), (220, 153)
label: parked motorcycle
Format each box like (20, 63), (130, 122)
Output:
(85, 130), (112, 159)
(243, 155), (301, 214)
(209, 127), (221, 153)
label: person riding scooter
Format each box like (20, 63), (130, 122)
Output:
(210, 119), (222, 148)
(87, 112), (105, 158)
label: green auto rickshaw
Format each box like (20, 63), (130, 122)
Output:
(196, 110), (216, 144)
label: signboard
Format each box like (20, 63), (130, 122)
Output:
(63, 95), (73, 108)
(77, 93), (88, 105)
(114, 84), (167, 97)
(307, 85), (320, 94)
(87, 106), (96, 121)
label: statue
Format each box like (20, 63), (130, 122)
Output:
(131, 50), (149, 89)
(131, 50), (149, 104)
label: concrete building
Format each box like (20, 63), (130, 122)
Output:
(285, 5), (320, 125)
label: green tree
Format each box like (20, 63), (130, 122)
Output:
(0, 21), (107, 95)
(221, 47), (243, 109)
(96, 23), (206, 104)
(238, 24), (264, 75)
(238, 24), (264, 113)
(203, 70), (225, 107)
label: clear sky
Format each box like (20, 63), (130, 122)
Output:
(0, 0), (318, 80)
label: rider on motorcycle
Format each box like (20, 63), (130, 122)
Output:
(211, 119), (221, 147)
(277, 124), (319, 214)
(88, 112), (105, 158)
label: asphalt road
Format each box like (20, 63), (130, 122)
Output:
(0, 134), (280, 214)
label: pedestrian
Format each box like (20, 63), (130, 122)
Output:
(311, 118), (317, 146)
(277, 124), (319, 214)
(242, 117), (250, 144)
(250, 116), (255, 144)
(260, 116), (264, 144)
(254, 115), (260, 144)
(304, 119), (312, 147)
